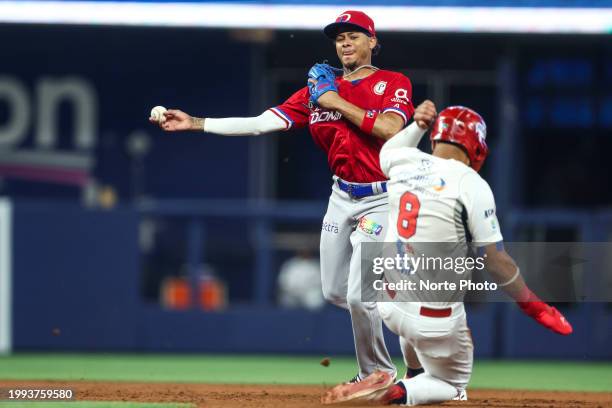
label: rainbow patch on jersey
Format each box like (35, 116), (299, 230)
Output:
(358, 217), (383, 236)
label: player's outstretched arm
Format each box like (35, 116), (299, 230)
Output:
(150, 108), (287, 136)
(148, 109), (201, 132)
(413, 100), (437, 130)
(380, 100), (437, 150)
(380, 122), (425, 159)
(482, 244), (573, 336)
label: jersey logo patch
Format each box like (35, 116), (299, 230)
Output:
(373, 81), (387, 95)
(490, 218), (498, 231)
(390, 89), (410, 105)
(433, 178), (446, 192)
(357, 217), (383, 236)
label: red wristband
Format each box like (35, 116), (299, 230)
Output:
(360, 110), (378, 134)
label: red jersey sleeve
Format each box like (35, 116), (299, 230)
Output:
(268, 86), (310, 130)
(381, 74), (415, 126)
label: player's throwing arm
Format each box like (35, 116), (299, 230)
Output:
(148, 105), (287, 136)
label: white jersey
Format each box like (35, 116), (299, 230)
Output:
(378, 140), (503, 305)
(381, 146), (502, 245)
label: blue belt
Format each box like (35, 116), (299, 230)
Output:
(337, 179), (387, 199)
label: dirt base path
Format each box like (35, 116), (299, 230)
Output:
(1, 380), (610, 407)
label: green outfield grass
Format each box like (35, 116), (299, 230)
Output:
(0, 353), (611, 393)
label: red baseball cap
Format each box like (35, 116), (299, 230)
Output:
(324, 10), (376, 39)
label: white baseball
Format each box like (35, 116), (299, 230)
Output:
(150, 105), (167, 123)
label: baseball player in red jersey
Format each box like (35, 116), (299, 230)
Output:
(151, 10), (437, 383)
(321, 105), (573, 405)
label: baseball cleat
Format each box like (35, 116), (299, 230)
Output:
(322, 371), (395, 404)
(371, 383), (407, 405)
(346, 373), (362, 384)
(452, 389), (468, 401)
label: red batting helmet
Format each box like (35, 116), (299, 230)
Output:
(430, 106), (489, 172)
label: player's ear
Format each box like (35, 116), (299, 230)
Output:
(369, 36), (377, 50)
(370, 37), (381, 56)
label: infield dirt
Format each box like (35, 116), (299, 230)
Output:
(1, 381), (611, 407)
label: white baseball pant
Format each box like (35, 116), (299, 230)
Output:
(377, 302), (473, 405)
(320, 178), (396, 379)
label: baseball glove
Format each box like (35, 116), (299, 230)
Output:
(307, 63), (343, 105)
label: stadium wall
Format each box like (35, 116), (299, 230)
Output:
(7, 201), (612, 359)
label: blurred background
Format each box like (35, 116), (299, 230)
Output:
(0, 0), (610, 360)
